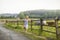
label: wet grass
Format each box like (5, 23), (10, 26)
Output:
(4, 20), (60, 40)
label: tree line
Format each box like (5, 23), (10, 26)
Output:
(19, 10), (60, 19)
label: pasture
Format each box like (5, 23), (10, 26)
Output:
(4, 19), (60, 40)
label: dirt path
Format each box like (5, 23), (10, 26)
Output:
(0, 22), (30, 40)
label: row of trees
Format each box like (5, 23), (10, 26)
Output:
(0, 16), (16, 19)
(19, 10), (60, 19)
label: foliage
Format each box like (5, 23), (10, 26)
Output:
(0, 16), (15, 19)
(19, 10), (60, 19)
(19, 12), (25, 19)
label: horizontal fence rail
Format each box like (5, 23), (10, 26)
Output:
(5, 18), (60, 40)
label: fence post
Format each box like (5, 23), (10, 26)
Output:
(40, 18), (43, 32)
(31, 20), (32, 31)
(17, 20), (19, 28)
(55, 18), (59, 39)
(6, 20), (7, 23)
(39, 18), (43, 35)
(15, 20), (18, 29)
(17, 20), (19, 26)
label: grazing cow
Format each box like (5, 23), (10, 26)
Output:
(35, 21), (40, 25)
(47, 22), (55, 26)
(43, 20), (47, 25)
(35, 20), (47, 25)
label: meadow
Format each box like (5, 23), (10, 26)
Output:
(4, 19), (60, 40)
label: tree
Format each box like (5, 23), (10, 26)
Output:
(19, 12), (25, 19)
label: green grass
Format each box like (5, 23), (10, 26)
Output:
(4, 24), (45, 40)
(4, 20), (60, 40)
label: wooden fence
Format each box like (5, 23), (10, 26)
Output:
(5, 18), (60, 39)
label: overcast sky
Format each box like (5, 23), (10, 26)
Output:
(0, 0), (60, 14)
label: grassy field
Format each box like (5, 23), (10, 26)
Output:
(4, 20), (60, 40)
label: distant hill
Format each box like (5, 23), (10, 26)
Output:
(19, 10), (60, 19)
(0, 13), (19, 18)
(0, 13), (18, 17)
